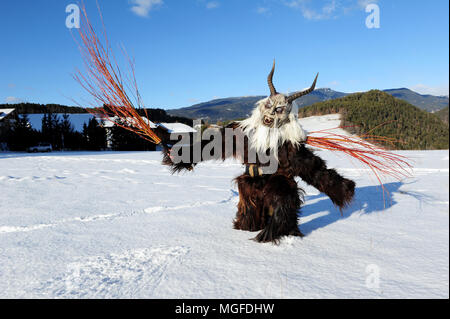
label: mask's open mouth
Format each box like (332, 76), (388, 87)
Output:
(263, 116), (274, 127)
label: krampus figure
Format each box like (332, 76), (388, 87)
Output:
(74, 9), (411, 245)
(162, 62), (356, 244)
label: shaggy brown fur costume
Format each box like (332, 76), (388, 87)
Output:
(162, 124), (355, 244)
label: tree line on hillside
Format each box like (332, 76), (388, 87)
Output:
(2, 103), (88, 114)
(0, 103), (193, 125)
(298, 90), (449, 150)
(0, 112), (158, 152)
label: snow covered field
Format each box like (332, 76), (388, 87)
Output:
(0, 116), (448, 298)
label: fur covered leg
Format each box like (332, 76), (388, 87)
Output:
(254, 174), (304, 244)
(233, 174), (267, 231)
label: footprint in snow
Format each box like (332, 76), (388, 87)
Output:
(34, 246), (189, 298)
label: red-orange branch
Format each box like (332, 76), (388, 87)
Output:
(306, 127), (413, 202)
(73, 3), (161, 145)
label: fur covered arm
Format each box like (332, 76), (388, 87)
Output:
(292, 144), (355, 209)
(161, 122), (246, 174)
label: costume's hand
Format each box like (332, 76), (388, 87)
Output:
(161, 142), (194, 173)
(332, 178), (355, 212)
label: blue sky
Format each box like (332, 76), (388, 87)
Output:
(0, 0), (448, 109)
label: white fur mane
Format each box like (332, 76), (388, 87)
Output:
(238, 97), (307, 155)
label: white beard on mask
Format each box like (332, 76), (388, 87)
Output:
(238, 98), (307, 156)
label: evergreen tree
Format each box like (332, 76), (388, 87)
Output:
(41, 112), (62, 149)
(60, 114), (74, 150)
(8, 114), (38, 151)
(83, 118), (107, 150)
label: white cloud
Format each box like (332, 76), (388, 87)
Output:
(5, 96), (23, 104)
(284, 0), (377, 19)
(284, 0), (303, 9)
(130, 0), (163, 18)
(285, 0), (337, 20)
(357, 0), (379, 10)
(256, 7), (270, 15)
(410, 84), (450, 97)
(206, 1), (220, 9)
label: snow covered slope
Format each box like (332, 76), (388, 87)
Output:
(0, 116), (448, 298)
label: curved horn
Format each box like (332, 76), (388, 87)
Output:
(267, 60), (277, 96)
(287, 73), (319, 103)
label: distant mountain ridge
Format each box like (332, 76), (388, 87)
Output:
(384, 88), (449, 112)
(168, 96), (266, 123)
(167, 88), (449, 122)
(167, 88), (347, 122)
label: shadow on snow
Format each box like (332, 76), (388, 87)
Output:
(299, 181), (431, 236)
